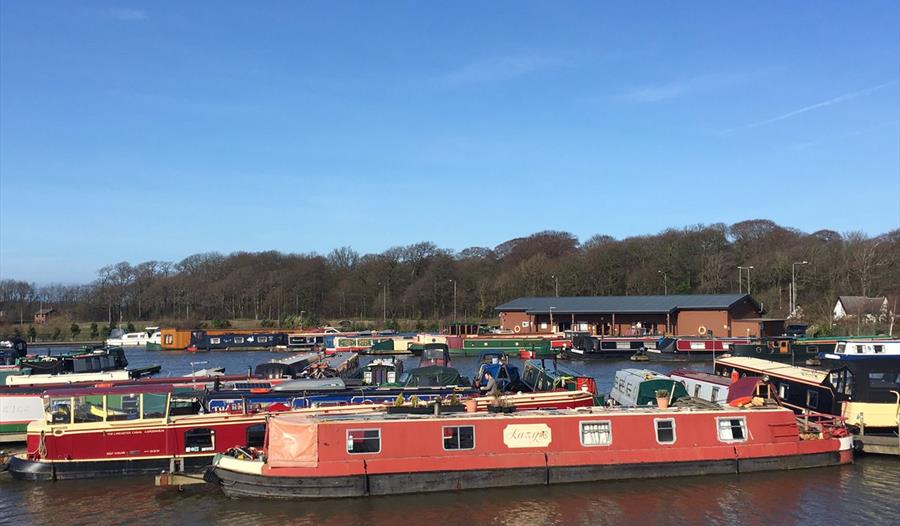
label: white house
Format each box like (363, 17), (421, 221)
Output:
(833, 296), (888, 323)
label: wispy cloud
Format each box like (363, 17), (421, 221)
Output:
(436, 54), (567, 87)
(103, 8), (148, 21)
(617, 72), (749, 103)
(722, 79), (899, 134)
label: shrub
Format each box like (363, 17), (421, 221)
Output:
(89, 323), (99, 339)
(70, 323), (81, 339)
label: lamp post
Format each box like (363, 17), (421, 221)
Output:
(791, 261), (808, 315)
(658, 270), (668, 295)
(551, 275), (559, 297)
(449, 279), (457, 329)
(549, 306), (556, 334)
(378, 282), (387, 327)
(738, 266), (754, 295)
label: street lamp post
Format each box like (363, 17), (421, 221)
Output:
(378, 282), (386, 327)
(738, 266), (755, 295)
(549, 306), (556, 334)
(551, 275), (559, 297)
(658, 270), (668, 295)
(449, 279), (457, 329)
(791, 261), (809, 315)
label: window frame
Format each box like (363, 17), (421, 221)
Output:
(442, 425), (476, 451)
(711, 387), (721, 401)
(579, 420), (613, 447)
(654, 418), (677, 445)
(806, 389), (820, 408)
(346, 428), (381, 455)
(716, 416), (748, 443)
(246, 423), (266, 448)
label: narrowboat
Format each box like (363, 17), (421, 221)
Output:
(206, 404), (852, 499)
(714, 356), (900, 452)
(520, 359), (597, 396)
(362, 358), (404, 385)
(105, 326), (161, 347)
(729, 337), (820, 366)
(253, 352), (322, 379)
(636, 337), (751, 362)
(819, 339), (900, 361)
(188, 331), (287, 352)
(458, 336), (556, 358)
(7, 384), (386, 481)
(669, 369), (731, 404)
(609, 369), (689, 407)
(473, 351), (522, 392)
(2, 347), (160, 387)
(565, 333), (656, 359)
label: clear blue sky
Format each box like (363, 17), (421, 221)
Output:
(2, 1), (898, 283)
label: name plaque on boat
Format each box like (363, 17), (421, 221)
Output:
(503, 424), (552, 448)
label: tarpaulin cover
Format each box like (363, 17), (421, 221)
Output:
(266, 415), (319, 468)
(727, 377), (763, 406)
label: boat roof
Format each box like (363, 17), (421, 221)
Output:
(271, 404), (792, 426)
(40, 383), (177, 397)
(669, 369), (731, 385)
(614, 368), (671, 380)
(495, 294), (761, 315)
(716, 356), (829, 385)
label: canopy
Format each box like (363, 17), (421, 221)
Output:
(404, 365), (463, 387)
(266, 415), (319, 468)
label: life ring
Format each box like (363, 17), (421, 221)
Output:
(698, 326), (707, 335)
(513, 325), (521, 333)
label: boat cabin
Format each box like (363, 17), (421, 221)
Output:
(669, 369), (731, 404)
(363, 358), (404, 385)
(521, 360), (597, 395)
(474, 352), (521, 392)
(609, 369), (688, 407)
(419, 344), (451, 367)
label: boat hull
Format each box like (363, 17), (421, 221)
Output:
(8, 454), (212, 481)
(209, 451), (848, 499)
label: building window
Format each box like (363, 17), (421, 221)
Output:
(443, 426), (475, 450)
(246, 424), (266, 448)
(806, 390), (819, 409)
(655, 419), (676, 444)
(185, 428), (215, 452)
(347, 429), (381, 454)
(717, 417), (747, 442)
(711, 387), (720, 401)
(580, 421), (612, 446)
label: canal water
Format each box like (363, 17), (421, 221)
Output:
(1, 347), (898, 526)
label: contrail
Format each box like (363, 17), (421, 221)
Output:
(722, 79), (899, 134)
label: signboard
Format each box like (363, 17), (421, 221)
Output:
(503, 423), (552, 448)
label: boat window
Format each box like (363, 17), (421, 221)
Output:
(580, 421), (612, 446)
(806, 346), (816, 354)
(873, 345), (883, 354)
(106, 393), (141, 421)
(234, 337), (245, 344)
(855, 345), (863, 354)
(185, 428), (216, 452)
(258, 336), (268, 343)
(73, 395), (105, 423)
(868, 372), (900, 390)
(711, 387), (720, 401)
(210, 337), (221, 345)
(655, 419), (676, 444)
(347, 429), (381, 454)
(142, 393), (168, 419)
(778, 383), (790, 399)
(806, 390), (819, 408)
(443, 426), (475, 450)
(246, 424), (266, 448)
(693, 385), (701, 398)
(48, 397), (72, 424)
(165, 335), (174, 344)
(717, 417), (747, 442)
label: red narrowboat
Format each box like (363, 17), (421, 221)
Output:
(207, 404), (853, 499)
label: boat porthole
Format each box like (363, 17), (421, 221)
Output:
(52, 429), (64, 437)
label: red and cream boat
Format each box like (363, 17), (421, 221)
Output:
(207, 404), (853, 499)
(7, 385), (595, 481)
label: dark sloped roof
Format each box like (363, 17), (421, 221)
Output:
(495, 294), (758, 314)
(838, 296), (887, 315)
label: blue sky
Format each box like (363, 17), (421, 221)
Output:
(1, 1), (898, 283)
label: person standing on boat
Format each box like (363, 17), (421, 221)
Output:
(481, 370), (500, 397)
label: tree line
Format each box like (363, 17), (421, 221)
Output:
(1, 220), (897, 333)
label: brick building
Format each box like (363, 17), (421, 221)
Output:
(495, 294), (782, 338)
